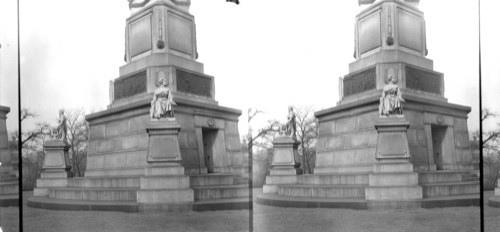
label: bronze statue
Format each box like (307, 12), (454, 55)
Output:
(379, 74), (405, 116)
(150, 76), (177, 119)
(281, 106), (297, 140)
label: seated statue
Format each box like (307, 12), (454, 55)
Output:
(379, 74), (405, 116)
(150, 76), (177, 119)
(280, 106), (297, 140)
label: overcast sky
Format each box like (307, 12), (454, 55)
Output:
(0, 0), (498, 138)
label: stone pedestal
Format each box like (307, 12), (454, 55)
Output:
(146, 119), (182, 164)
(263, 137), (301, 193)
(137, 119), (194, 204)
(365, 117), (422, 201)
(34, 140), (70, 196)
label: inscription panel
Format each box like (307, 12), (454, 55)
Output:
(114, 71), (147, 100)
(176, 69), (212, 98)
(398, 9), (422, 52)
(405, 66), (442, 95)
(343, 67), (376, 97)
(129, 14), (152, 58)
(168, 13), (193, 55)
(358, 10), (381, 54)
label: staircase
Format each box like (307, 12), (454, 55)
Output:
(29, 173), (250, 212)
(257, 170), (479, 209)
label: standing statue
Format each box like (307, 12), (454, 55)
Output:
(150, 76), (177, 119)
(55, 109), (68, 144)
(280, 106), (297, 140)
(379, 74), (405, 116)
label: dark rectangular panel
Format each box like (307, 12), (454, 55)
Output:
(114, 71), (147, 100)
(176, 69), (212, 98)
(343, 67), (377, 97)
(405, 66), (442, 94)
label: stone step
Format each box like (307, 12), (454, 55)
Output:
(417, 171), (464, 184)
(49, 187), (138, 202)
(140, 176), (190, 189)
(365, 186), (422, 200)
(191, 185), (250, 201)
(68, 176), (141, 188)
(0, 174), (18, 182)
(189, 174), (235, 187)
(137, 188), (194, 203)
(369, 172), (418, 186)
(461, 173), (479, 182)
(266, 173), (369, 186)
(421, 182), (479, 198)
(233, 177), (249, 185)
(0, 182), (18, 195)
(277, 184), (366, 198)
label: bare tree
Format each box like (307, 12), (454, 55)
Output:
(294, 106), (318, 174)
(479, 108), (500, 190)
(63, 108), (89, 177)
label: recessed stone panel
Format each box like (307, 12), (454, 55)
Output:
(114, 71), (147, 100)
(358, 10), (381, 54)
(168, 12), (193, 55)
(176, 69), (212, 98)
(405, 66), (442, 95)
(129, 14), (152, 58)
(398, 9), (422, 52)
(150, 137), (179, 159)
(343, 67), (376, 97)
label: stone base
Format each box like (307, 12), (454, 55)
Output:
(269, 167), (302, 175)
(146, 120), (182, 164)
(271, 137), (301, 168)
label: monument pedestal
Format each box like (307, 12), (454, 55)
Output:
(365, 117), (422, 203)
(34, 140), (70, 196)
(263, 137), (301, 193)
(137, 119), (194, 204)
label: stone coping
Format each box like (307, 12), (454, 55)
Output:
(86, 96), (241, 123)
(315, 93), (470, 120)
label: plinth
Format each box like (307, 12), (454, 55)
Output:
(34, 140), (70, 196)
(263, 136), (301, 193)
(137, 119), (194, 204)
(365, 117), (422, 204)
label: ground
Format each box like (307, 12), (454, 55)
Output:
(15, 189), (488, 232)
(484, 190), (500, 232)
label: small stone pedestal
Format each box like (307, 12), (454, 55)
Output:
(488, 177), (500, 207)
(137, 119), (194, 205)
(365, 117), (422, 205)
(263, 137), (302, 193)
(34, 140), (70, 196)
